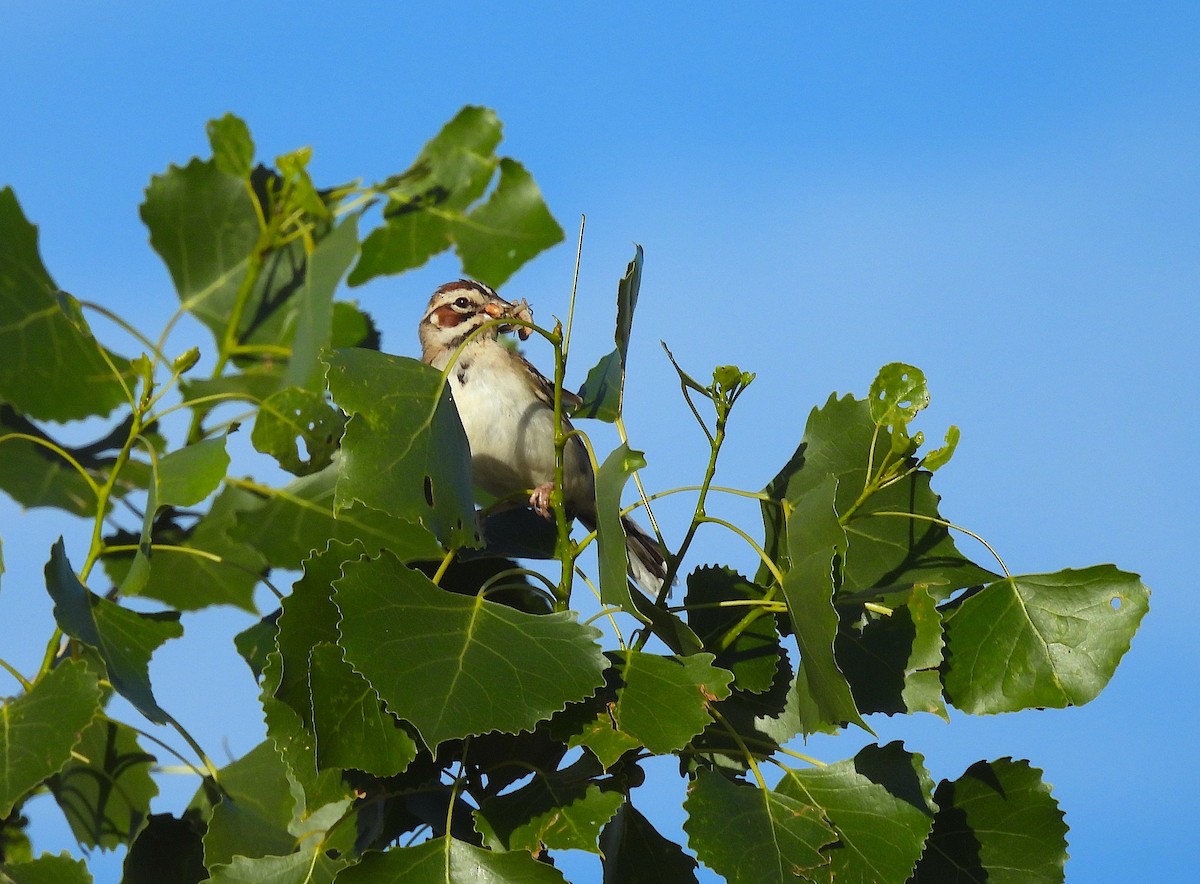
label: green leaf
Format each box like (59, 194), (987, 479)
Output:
(452, 158), (564, 286)
(0, 189), (132, 422)
(334, 551), (607, 749)
(781, 475), (867, 734)
(911, 758), (1068, 884)
(0, 659), (101, 818)
(309, 643), (418, 777)
(683, 769), (836, 884)
(325, 348), (478, 549)
(837, 586), (948, 719)
(140, 157), (260, 342)
(0, 406), (98, 517)
(610, 651), (733, 754)
(156, 437), (230, 508)
(207, 846), (348, 884)
(762, 392), (996, 599)
(252, 387), (345, 476)
(195, 741), (296, 868)
(868, 363), (929, 429)
(348, 106), (503, 285)
(474, 756), (623, 854)
(578, 244), (647, 420)
(594, 443), (649, 619)
(230, 463), (443, 570)
(122, 813), (207, 884)
(336, 836), (568, 883)
(686, 566), (781, 694)
(566, 711), (643, 771)
(45, 540), (182, 724)
(330, 300), (380, 351)
(942, 566), (1150, 714)
(920, 424), (959, 472)
(600, 802), (699, 884)
(48, 718), (157, 851)
(233, 612), (278, 679)
(777, 742), (936, 884)
(283, 217), (360, 391)
(207, 114), (255, 179)
(0, 852), (94, 884)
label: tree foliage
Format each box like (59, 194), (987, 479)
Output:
(0, 109), (1148, 882)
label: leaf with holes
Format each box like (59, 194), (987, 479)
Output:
(911, 758), (1068, 884)
(325, 348), (478, 549)
(334, 551), (607, 749)
(0, 660), (101, 818)
(252, 387), (345, 476)
(942, 566), (1149, 714)
(683, 769), (836, 884)
(777, 741), (937, 884)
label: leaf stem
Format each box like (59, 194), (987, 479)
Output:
(709, 706), (768, 791)
(0, 656), (32, 691)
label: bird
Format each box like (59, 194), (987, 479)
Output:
(418, 279), (668, 596)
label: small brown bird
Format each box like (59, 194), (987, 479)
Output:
(418, 279), (667, 595)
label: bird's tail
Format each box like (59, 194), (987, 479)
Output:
(578, 512), (669, 598)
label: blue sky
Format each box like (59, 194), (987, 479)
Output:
(2, 3), (1197, 880)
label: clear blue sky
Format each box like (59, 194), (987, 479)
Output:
(2, 3), (1196, 880)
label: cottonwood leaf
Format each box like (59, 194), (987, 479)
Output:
(207, 845), (348, 884)
(683, 769), (836, 883)
(194, 741), (296, 868)
(0, 188), (132, 422)
(324, 348), (478, 549)
(334, 551), (607, 749)
(0, 660), (101, 818)
(309, 643), (418, 777)
(49, 718), (157, 850)
(452, 157), (564, 286)
(207, 113), (255, 179)
(337, 836), (567, 883)
(911, 758), (1068, 884)
(777, 741), (936, 884)
(610, 651), (733, 755)
(230, 463), (443, 570)
(595, 443), (650, 619)
(45, 540), (181, 724)
(252, 386), (345, 476)
(123, 813), (207, 884)
(781, 475), (867, 735)
(0, 852), (94, 884)
(942, 566), (1149, 714)
(686, 566), (781, 694)
(600, 802), (699, 884)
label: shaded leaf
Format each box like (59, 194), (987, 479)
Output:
(195, 741), (296, 868)
(324, 348), (478, 549)
(686, 566), (781, 694)
(453, 158), (564, 286)
(336, 836), (567, 883)
(123, 813), (207, 884)
(600, 802), (699, 884)
(334, 551), (607, 749)
(0, 406), (98, 517)
(0, 660), (101, 818)
(0, 188), (132, 422)
(233, 612), (278, 680)
(610, 651), (733, 754)
(49, 718), (157, 850)
(252, 387), (345, 476)
(911, 758), (1068, 884)
(683, 769), (836, 883)
(576, 350), (622, 422)
(777, 742), (936, 884)
(942, 566), (1150, 714)
(44, 541), (181, 724)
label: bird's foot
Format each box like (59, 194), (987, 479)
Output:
(529, 483), (555, 519)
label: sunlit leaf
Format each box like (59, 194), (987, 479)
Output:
(334, 551), (607, 749)
(0, 852), (94, 883)
(778, 742), (936, 884)
(868, 363), (929, 428)
(610, 651), (733, 754)
(911, 758), (1068, 884)
(252, 387), (345, 476)
(683, 769), (836, 883)
(45, 541), (181, 725)
(594, 443), (649, 619)
(942, 566), (1150, 714)
(0, 660), (101, 818)
(338, 836), (567, 883)
(194, 741), (296, 868)
(207, 114), (255, 179)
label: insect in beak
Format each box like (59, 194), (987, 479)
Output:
(483, 297), (534, 340)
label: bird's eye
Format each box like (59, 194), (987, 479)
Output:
(453, 296), (472, 310)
